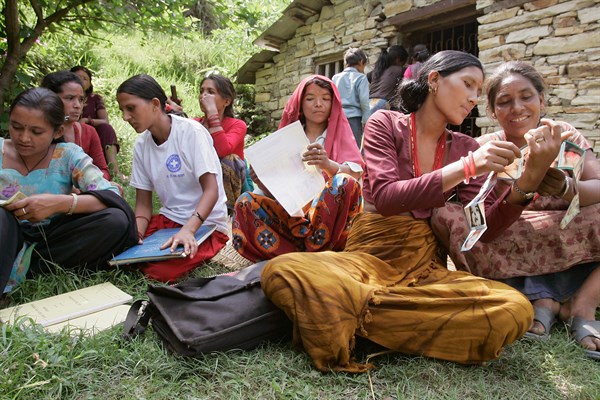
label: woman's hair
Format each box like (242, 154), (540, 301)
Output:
(70, 65), (94, 95)
(343, 47), (368, 68)
(201, 74), (237, 118)
(117, 74), (168, 111)
(397, 50), (484, 113)
(371, 45), (408, 82)
(9, 88), (65, 133)
(299, 77), (333, 126)
(411, 44), (430, 63)
(41, 70), (84, 94)
(485, 61), (546, 114)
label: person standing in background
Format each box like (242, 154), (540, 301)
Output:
(368, 45), (408, 114)
(332, 48), (370, 147)
(404, 44), (430, 80)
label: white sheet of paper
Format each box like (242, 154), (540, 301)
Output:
(245, 121), (325, 217)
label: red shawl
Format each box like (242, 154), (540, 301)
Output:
(279, 74), (364, 168)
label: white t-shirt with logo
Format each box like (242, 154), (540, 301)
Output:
(130, 114), (228, 235)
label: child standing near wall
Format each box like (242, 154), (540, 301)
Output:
(332, 48), (370, 147)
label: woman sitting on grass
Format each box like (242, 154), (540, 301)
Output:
(71, 66), (126, 181)
(116, 74), (229, 282)
(0, 88), (136, 295)
(193, 74), (250, 211)
(260, 51), (537, 373)
(41, 70), (111, 181)
(432, 61), (600, 359)
(232, 75), (363, 262)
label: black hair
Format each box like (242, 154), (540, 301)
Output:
(343, 47), (368, 68)
(485, 61), (546, 116)
(371, 45), (408, 82)
(70, 65), (94, 95)
(117, 74), (168, 111)
(9, 88), (65, 133)
(411, 44), (430, 63)
(201, 74), (237, 118)
(299, 77), (333, 126)
(41, 70), (84, 94)
(397, 50), (483, 113)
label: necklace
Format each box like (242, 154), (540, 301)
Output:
(18, 145), (52, 173)
(409, 113), (446, 177)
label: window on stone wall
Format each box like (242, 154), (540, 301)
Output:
(315, 58), (344, 79)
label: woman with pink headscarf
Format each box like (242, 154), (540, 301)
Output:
(232, 75), (363, 261)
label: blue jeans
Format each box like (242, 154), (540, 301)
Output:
(347, 117), (363, 148)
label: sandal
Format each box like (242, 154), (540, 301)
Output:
(524, 306), (556, 340)
(569, 317), (600, 360)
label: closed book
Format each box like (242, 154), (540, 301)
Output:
(109, 224), (217, 266)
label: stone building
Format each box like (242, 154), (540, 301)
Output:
(236, 0), (600, 153)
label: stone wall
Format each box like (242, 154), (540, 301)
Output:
(253, 0), (401, 121)
(477, 0), (600, 154)
(252, 0), (600, 153)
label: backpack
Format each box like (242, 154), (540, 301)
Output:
(123, 261), (292, 355)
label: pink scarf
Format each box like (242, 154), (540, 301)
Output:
(279, 74), (364, 168)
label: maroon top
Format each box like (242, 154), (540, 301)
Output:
(82, 93), (106, 120)
(369, 65), (406, 100)
(362, 110), (526, 242)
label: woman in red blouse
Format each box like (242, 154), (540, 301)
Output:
(193, 74), (249, 211)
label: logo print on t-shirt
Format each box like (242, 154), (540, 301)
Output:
(166, 154), (182, 172)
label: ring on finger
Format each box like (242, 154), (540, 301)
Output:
(22, 207), (27, 215)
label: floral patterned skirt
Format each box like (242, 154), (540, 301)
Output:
(431, 199), (600, 280)
(232, 174), (362, 262)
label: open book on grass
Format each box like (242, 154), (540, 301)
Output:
(0, 282), (132, 334)
(109, 224), (217, 266)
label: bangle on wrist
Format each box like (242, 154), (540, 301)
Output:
(66, 193), (78, 215)
(461, 156), (470, 184)
(559, 176), (571, 198)
(193, 211), (205, 223)
(207, 114), (221, 128)
(467, 151), (476, 178)
(513, 181), (535, 200)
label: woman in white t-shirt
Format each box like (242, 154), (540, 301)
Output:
(117, 74), (229, 282)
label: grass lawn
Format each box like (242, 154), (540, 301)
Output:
(1, 258), (599, 400)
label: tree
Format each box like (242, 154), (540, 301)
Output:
(0, 0), (193, 113)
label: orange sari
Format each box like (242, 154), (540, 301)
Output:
(262, 212), (533, 372)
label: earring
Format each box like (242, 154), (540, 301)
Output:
(429, 86), (438, 95)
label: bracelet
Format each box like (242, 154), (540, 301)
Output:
(66, 193), (78, 215)
(461, 156), (470, 184)
(135, 215), (150, 224)
(193, 211), (205, 223)
(467, 151), (476, 178)
(559, 176), (571, 198)
(207, 114), (221, 128)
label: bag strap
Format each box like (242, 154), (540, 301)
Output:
(123, 299), (152, 340)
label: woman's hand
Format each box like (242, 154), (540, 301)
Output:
(537, 167), (568, 197)
(522, 118), (572, 176)
(471, 140), (522, 175)
(303, 143), (336, 173)
(160, 227), (198, 258)
(200, 94), (219, 116)
(6, 194), (66, 223)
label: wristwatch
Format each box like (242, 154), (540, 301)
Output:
(513, 181), (535, 200)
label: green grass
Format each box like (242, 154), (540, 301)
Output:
(2, 264), (599, 400)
